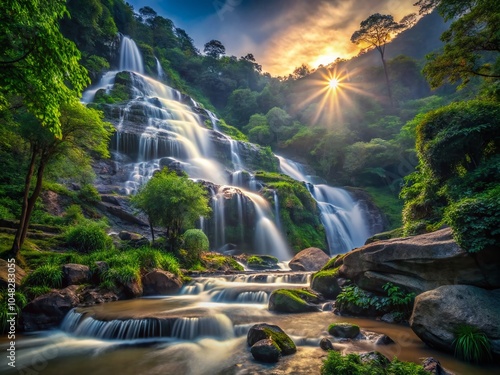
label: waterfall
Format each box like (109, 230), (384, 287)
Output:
(155, 57), (165, 80)
(277, 155), (371, 255)
(273, 190), (281, 231)
(120, 35), (144, 74)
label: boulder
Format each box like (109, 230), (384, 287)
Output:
(320, 337), (335, 351)
(375, 334), (395, 346)
(359, 351), (390, 366)
(250, 339), (282, 363)
(311, 268), (342, 299)
(328, 323), (360, 339)
(289, 247), (330, 271)
(118, 230), (149, 248)
(0, 259), (26, 288)
(268, 289), (321, 313)
(339, 228), (500, 294)
(142, 270), (182, 296)
(62, 263), (90, 286)
(118, 279), (143, 299)
(21, 286), (79, 331)
(247, 323), (296, 355)
(410, 285), (500, 357)
(422, 357), (455, 375)
(79, 288), (119, 306)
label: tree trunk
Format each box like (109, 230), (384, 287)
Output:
(381, 57), (393, 107)
(149, 219), (155, 243)
(11, 147), (38, 257)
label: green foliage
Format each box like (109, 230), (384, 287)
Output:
(64, 220), (112, 253)
(321, 351), (430, 375)
(181, 229), (209, 267)
(23, 264), (63, 289)
(103, 264), (140, 286)
(137, 246), (181, 275)
(0, 0), (90, 136)
(23, 285), (53, 300)
(365, 187), (403, 229)
(453, 324), (492, 364)
(216, 119), (248, 141)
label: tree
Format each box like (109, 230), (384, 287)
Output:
(204, 39), (226, 59)
(0, 0), (89, 137)
(10, 102), (114, 257)
(131, 168), (211, 251)
(351, 13), (404, 106)
(417, 0), (500, 88)
(292, 64), (311, 79)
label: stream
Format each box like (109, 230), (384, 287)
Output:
(2, 271), (499, 375)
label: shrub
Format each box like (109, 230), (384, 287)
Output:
(77, 184), (101, 204)
(103, 265), (140, 286)
(181, 229), (209, 267)
(65, 220), (112, 253)
(23, 264), (63, 289)
(453, 324), (492, 363)
(138, 247), (181, 276)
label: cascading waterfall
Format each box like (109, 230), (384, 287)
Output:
(155, 57), (165, 80)
(84, 36), (291, 260)
(120, 35), (144, 74)
(277, 155), (371, 255)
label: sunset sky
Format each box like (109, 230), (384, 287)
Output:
(128, 0), (419, 76)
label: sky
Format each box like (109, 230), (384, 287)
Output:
(127, 0), (419, 76)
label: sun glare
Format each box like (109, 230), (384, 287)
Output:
(328, 78), (339, 89)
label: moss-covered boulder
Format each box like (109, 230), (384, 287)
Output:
(268, 288), (322, 313)
(311, 267), (342, 299)
(328, 323), (360, 339)
(247, 323), (296, 355)
(246, 255), (279, 270)
(250, 339), (282, 363)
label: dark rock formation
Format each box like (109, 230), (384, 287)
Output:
(141, 270), (182, 296)
(62, 263), (90, 286)
(422, 357), (455, 375)
(250, 339), (282, 363)
(289, 247), (330, 271)
(410, 285), (500, 357)
(21, 286), (79, 331)
(339, 228), (500, 294)
(375, 334), (395, 346)
(328, 323), (360, 339)
(320, 337), (335, 351)
(247, 323), (296, 355)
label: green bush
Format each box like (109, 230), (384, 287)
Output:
(138, 246), (181, 275)
(77, 184), (101, 204)
(23, 264), (63, 289)
(453, 324), (492, 364)
(65, 220), (112, 253)
(321, 351), (430, 375)
(103, 265), (141, 286)
(181, 229), (209, 267)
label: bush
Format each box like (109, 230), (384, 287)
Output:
(138, 246), (181, 275)
(65, 220), (112, 253)
(453, 324), (492, 364)
(103, 265), (140, 286)
(181, 229), (209, 267)
(23, 264), (63, 289)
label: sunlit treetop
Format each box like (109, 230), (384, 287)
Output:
(0, 0), (89, 138)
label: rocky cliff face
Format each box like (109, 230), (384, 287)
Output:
(338, 227), (500, 295)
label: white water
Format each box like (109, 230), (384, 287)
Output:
(155, 57), (165, 80)
(277, 155), (371, 255)
(120, 35), (144, 74)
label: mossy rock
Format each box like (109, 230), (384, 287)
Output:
(247, 323), (296, 355)
(246, 255), (279, 270)
(250, 339), (282, 363)
(268, 288), (321, 313)
(311, 267), (342, 298)
(328, 323), (360, 339)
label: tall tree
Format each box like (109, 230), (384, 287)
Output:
(0, 0), (89, 137)
(351, 13), (404, 106)
(415, 0), (500, 88)
(10, 102), (114, 257)
(204, 39), (226, 59)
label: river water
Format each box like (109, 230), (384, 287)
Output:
(2, 271), (499, 375)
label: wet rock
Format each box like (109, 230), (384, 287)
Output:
(375, 334), (395, 345)
(339, 228), (500, 295)
(320, 337), (335, 351)
(268, 288), (321, 313)
(250, 339), (282, 363)
(62, 263), (90, 286)
(328, 323), (360, 339)
(422, 357), (455, 375)
(410, 285), (500, 357)
(359, 351), (390, 366)
(289, 247), (330, 271)
(247, 323), (296, 355)
(245, 255), (280, 270)
(21, 286), (79, 331)
(142, 269), (182, 296)
(79, 288), (119, 306)
(381, 312), (401, 324)
(311, 268), (342, 299)
(0, 259), (26, 288)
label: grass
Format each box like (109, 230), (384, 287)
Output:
(22, 264), (63, 289)
(64, 220), (112, 253)
(453, 324), (492, 363)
